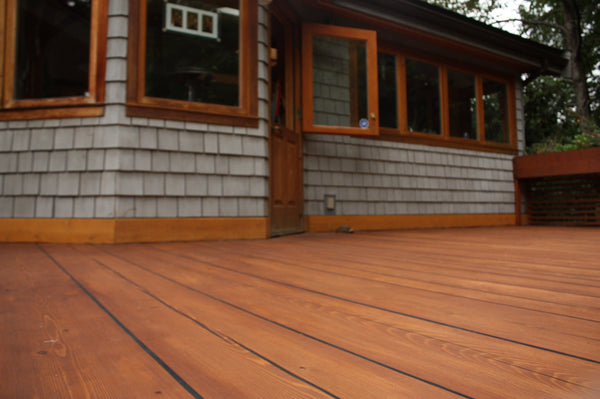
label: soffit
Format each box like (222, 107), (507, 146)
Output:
(287, 0), (567, 77)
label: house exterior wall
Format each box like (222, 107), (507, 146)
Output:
(303, 79), (524, 219)
(0, 0), (537, 241)
(0, 1), (270, 223)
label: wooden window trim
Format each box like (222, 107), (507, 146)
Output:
(0, 0), (5, 108)
(475, 74), (485, 141)
(126, 0), (258, 128)
(302, 23), (379, 136)
(481, 74), (516, 145)
(401, 55), (444, 137)
(379, 50), (518, 154)
(0, 0), (107, 120)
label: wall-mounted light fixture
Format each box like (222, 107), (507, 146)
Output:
(324, 194), (336, 215)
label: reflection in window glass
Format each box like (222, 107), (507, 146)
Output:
(483, 79), (509, 143)
(312, 35), (368, 128)
(270, 16), (286, 126)
(448, 69), (477, 140)
(378, 53), (397, 129)
(406, 59), (440, 135)
(145, 0), (240, 106)
(15, 0), (91, 100)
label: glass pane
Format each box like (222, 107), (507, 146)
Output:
(312, 35), (368, 128)
(145, 0), (240, 106)
(483, 79), (509, 143)
(378, 53), (397, 129)
(406, 59), (441, 135)
(448, 69), (477, 140)
(15, 0), (91, 100)
(270, 17), (287, 126)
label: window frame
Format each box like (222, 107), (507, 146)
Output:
(301, 23), (379, 136)
(379, 50), (518, 154)
(481, 74), (513, 145)
(126, 0), (258, 127)
(400, 56), (443, 136)
(0, 0), (107, 120)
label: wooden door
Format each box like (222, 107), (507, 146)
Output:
(269, 9), (303, 236)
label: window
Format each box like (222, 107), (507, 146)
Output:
(483, 78), (510, 143)
(302, 23), (379, 136)
(448, 68), (478, 140)
(0, 0), (107, 120)
(377, 51), (516, 152)
(301, 23), (515, 151)
(378, 52), (398, 129)
(406, 58), (441, 135)
(127, 0), (258, 127)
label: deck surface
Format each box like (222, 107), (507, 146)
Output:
(1, 226), (599, 398)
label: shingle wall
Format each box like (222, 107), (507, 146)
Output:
(303, 79), (523, 217)
(313, 36), (353, 126)
(0, 2), (525, 222)
(0, 1), (270, 219)
(516, 80), (526, 154)
(304, 137), (516, 216)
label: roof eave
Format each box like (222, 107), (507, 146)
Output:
(322, 0), (568, 75)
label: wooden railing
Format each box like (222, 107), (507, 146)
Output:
(513, 147), (600, 226)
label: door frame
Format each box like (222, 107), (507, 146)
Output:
(268, 2), (304, 237)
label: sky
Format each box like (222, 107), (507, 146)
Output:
(487, 0), (524, 35)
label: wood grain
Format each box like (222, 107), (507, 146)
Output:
(306, 213), (515, 232)
(0, 217), (269, 243)
(42, 245), (335, 399)
(2, 227), (599, 398)
(64, 244), (462, 399)
(133, 246), (597, 397)
(0, 219), (115, 243)
(0, 244), (194, 398)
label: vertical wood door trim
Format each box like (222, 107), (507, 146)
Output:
(269, 5), (304, 236)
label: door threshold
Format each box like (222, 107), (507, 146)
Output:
(270, 230), (305, 238)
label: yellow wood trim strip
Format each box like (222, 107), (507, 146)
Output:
(0, 219), (116, 243)
(0, 218), (269, 243)
(306, 214), (516, 232)
(113, 218), (269, 243)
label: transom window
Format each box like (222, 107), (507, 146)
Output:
(0, 0), (107, 120)
(127, 0), (258, 127)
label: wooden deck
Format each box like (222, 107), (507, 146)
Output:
(2, 226), (599, 398)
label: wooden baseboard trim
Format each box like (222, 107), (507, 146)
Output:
(113, 218), (268, 243)
(0, 218), (269, 243)
(0, 219), (116, 243)
(306, 214), (516, 232)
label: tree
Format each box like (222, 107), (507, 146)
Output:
(428, 0), (600, 152)
(426, 0), (501, 23)
(518, 0), (599, 151)
(518, 0), (595, 118)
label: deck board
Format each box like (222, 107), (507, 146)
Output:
(1, 226), (600, 398)
(152, 240), (599, 363)
(0, 245), (195, 399)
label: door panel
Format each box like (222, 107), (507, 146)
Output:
(271, 126), (302, 235)
(269, 9), (303, 236)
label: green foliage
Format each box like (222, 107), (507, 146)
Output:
(527, 108), (600, 153)
(554, 132), (599, 151)
(523, 76), (579, 147)
(427, 0), (600, 153)
(519, 0), (600, 152)
(518, 0), (565, 47)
